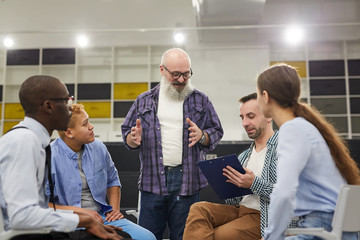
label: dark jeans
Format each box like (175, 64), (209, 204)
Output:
(139, 165), (199, 240)
(10, 229), (132, 240)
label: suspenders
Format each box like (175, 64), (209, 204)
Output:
(5, 126), (56, 210)
(5, 126), (28, 133)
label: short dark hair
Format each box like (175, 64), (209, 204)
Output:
(239, 92), (257, 103)
(19, 75), (60, 115)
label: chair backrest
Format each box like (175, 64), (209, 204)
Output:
(332, 184), (360, 233)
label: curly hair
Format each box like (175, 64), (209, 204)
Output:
(58, 103), (84, 139)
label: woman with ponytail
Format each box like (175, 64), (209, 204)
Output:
(257, 64), (360, 240)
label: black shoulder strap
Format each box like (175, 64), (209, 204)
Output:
(5, 126), (28, 134)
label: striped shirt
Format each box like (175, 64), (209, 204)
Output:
(225, 131), (278, 237)
(121, 84), (223, 196)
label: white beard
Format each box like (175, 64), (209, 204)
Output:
(160, 76), (194, 101)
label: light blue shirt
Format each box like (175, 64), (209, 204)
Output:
(50, 138), (121, 213)
(265, 117), (346, 240)
(0, 117), (79, 232)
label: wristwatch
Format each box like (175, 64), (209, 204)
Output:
(199, 131), (206, 144)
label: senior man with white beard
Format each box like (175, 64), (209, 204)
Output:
(121, 48), (223, 240)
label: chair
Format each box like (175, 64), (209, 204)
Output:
(125, 190), (141, 224)
(0, 206), (51, 240)
(285, 184), (360, 240)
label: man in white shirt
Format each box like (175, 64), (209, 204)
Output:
(0, 75), (126, 239)
(183, 92), (277, 240)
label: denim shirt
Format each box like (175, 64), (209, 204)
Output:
(50, 138), (121, 214)
(121, 84), (223, 196)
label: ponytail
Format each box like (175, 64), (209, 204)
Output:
(293, 102), (360, 184)
(257, 64), (360, 184)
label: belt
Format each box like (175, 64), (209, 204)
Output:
(164, 165), (182, 171)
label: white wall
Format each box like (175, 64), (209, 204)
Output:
(48, 45), (270, 142)
(188, 46), (270, 141)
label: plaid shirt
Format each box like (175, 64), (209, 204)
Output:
(121, 84), (223, 196)
(225, 131), (278, 237)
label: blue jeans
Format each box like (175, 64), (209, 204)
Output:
(139, 165), (200, 240)
(101, 214), (156, 240)
(285, 211), (358, 240)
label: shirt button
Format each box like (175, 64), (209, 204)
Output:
(161, 171), (164, 174)
(160, 157), (162, 160)
(157, 127), (160, 130)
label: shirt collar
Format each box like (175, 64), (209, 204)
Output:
(55, 137), (84, 160)
(21, 116), (51, 148)
(266, 130), (279, 147)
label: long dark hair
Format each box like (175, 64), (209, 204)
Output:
(257, 64), (360, 184)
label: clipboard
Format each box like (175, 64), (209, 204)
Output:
(198, 154), (252, 199)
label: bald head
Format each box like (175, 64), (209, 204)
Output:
(19, 75), (66, 115)
(161, 48), (191, 67)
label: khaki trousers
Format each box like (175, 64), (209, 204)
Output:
(183, 201), (261, 240)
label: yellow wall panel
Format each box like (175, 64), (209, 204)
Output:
(0, 104), (2, 118)
(78, 102), (111, 118)
(270, 61), (307, 78)
(3, 121), (20, 134)
(4, 103), (25, 119)
(114, 83), (148, 100)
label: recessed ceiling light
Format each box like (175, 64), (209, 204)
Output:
(3, 37), (14, 48)
(174, 32), (185, 44)
(77, 35), (88, 47)
(284, 25), (304, 45)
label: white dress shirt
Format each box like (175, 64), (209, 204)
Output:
(0, 117), (79, 232)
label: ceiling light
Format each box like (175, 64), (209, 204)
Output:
(284, 25), (304, 45)
(3, 37), (14, 48)
(77, 35), (88, 47)
(174, 32), (185, 44)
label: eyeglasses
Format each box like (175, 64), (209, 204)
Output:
(46, 96), (74, 107)
(162, 65), (193, 80)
